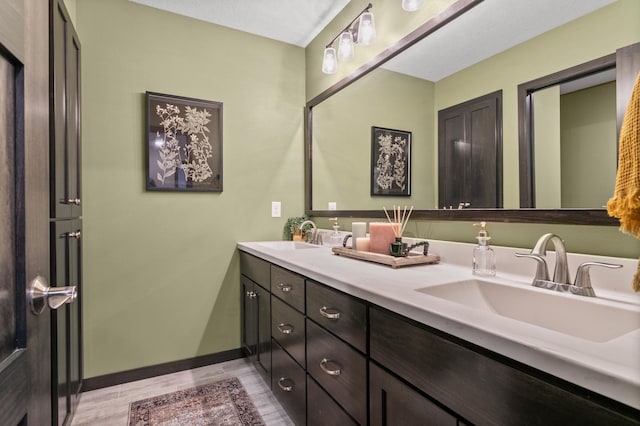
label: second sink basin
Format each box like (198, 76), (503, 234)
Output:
(255, 241), (320, 250)
(416, 279), (640, 343)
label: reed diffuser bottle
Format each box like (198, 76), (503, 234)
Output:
(472, 222), (496, 276)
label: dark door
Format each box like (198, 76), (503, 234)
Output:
(438, 91), (503, 209)
(0, 0), (53, 425)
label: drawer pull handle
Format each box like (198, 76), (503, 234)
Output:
(277, 323), (294, 335)
(278, 283), (292, 293)
(319, 306), (340, 320)
(277, 377), (294, 392)
(246, 291), (257, 299)
(320, 358), (342, 376)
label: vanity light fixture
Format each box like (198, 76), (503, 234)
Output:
(321, 3), (375, 74)
(402, 0), (425, 12)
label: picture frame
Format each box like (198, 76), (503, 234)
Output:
(146, 91), (223, 192)
(371, 126), (411, 196)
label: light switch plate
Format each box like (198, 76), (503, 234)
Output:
(328, 202), (337, 210)
(271, 201), (281, 217)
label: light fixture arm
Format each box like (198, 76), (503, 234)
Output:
(325, 3), (373, 48)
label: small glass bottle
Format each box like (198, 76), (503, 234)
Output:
(328, 218), (343, 247)
(472, 222), (496, 276)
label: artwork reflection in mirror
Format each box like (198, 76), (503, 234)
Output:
(371, 126), (412, 197)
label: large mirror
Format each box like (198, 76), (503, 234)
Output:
(306, 0), (639, 224)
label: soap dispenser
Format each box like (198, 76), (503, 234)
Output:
(472, 222), (496, 276)
(328, 218), (343, 247)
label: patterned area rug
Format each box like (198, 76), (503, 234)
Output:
(128, 377), (265, 426)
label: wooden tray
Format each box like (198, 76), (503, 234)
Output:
(331, 246), (440, 269)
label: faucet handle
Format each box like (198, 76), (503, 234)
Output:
(572, 262), (623, 297)
(515, 253), (550, 284)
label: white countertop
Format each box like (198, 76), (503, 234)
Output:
(238, 239), (640, 410)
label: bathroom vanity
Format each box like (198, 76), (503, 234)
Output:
(238, 240), (640, 425)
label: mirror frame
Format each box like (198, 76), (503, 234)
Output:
(305, 0), (617, 225)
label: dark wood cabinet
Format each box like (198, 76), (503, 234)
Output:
(50, 1), (83, 424)
(272, 340), (306, 426)
(240, 274), (270, 385)
(271, 296), (305, 368)
(239, 250), (639, 425)
(306, 280), (366, 353)
(307, 376), (357, 426)
(369, 362), (456, 426)
(306, 319), (367, 425)
(50, 219), (83, 426)
(51, 0), (81, 219)
(438, 90), (502, 209)
(370, 306), (639, 426)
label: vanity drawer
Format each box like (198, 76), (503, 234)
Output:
(306, 280), (366, 352)
(272, 340), (306, 426)
(307, 376), (357, 426)
(271, 265), (305, 312)
(239, 252), (270, 290)
(271, 296), (305, 368)
(306, 319), (366, 425)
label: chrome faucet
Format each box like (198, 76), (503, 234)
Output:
(531, 233), (571, 284)
(299, 220), (322, 245)
(516, 233), (622, 297)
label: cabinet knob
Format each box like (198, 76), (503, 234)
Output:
(246, 291), (257, 299)
(319, 306), (341, 320)
(277, 283), (292, 293)
(277, 377), (294, 392)
(67, 231), (81, 239)
(277, 323), (294, 335)
(320, 358), (342, 376)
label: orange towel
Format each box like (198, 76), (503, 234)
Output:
(607, 71), (640, 291)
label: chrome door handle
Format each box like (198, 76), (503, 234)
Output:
(29, 275), (77, 315)
(277, 283), (292, 293)
(319, 306), (340, 320)
(277, 377), (294, 392)
(320, 358), (342, 376)
(277, 323), (294, 335)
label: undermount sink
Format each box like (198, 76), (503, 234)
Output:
(255, 241), (320, 250)
(416, 279), (640, 343)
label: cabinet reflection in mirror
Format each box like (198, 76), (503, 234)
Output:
(308, 0), (639, 223)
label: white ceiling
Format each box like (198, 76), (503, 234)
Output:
(129, 0), (617, 80)
(128, 0), (350, 47)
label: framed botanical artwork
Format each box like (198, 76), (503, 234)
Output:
(371, 126), (411, 196)
(146, 91), (223, 192)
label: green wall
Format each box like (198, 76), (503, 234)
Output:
(307, 0), (640, 258)
(560, 82), (617, 208)
(77, 0), (305, 377)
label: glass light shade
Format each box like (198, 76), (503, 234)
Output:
(402, 0), (425, 12)
(321, 46), (337, 74)
(337, 31), (354, 61)
(356, 11), (376, 45)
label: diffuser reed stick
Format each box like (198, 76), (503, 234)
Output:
(384, 205), (413, 238)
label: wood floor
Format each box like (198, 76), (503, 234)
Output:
(71, 357), (294, 425)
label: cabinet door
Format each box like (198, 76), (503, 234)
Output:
(438, 90), (502, 209)
(307, 376), (357, 426)
(370, 362), (456, 426)
(255, 282), (271, 384)
(51, 0), (81, 219)
(240, 276), (257, 357)
(51, 219), (83, 425)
